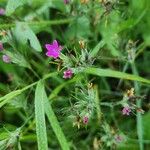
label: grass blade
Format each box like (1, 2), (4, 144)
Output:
(14, 22), (42, 52)
(85, 67), (150, 84)
(43, 87), (70, 150)
(0, 72), (57, 108)
(35, 81), (48, 150)
(89, 40), (105, 58)
(6, 0), (27, 16)
(131, 62), (144, 150)
(49, 75), (82, 99)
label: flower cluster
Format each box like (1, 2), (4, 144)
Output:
(101, 123), (124, 148)
(45, 39), (73, 79)
(122, 106), (131, 116)
(70, 84), (96, 128)
(83, 116), (89, 124)
(45, 39), (97, 128)
(2, 54), (11, 63)
(121, 88), (144, 116)
(73, 115), (90, 129)
(63, 69), (73, 79)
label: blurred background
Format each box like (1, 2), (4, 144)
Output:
(0, 0), (150, 149)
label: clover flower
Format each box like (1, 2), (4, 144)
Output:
(2, 55), (11, 63)
(63, 69), (73, 79)
(45, 40), (62, 59)
(122, 106), (131, 116)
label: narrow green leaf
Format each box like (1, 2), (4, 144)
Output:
(0, 139), (7, 150)
(94, 85), (101, 123)
(35, 81), (48, 150)
(14, 22), (42, 52)
(117, 9), (146, 33)
(42, 87), (70, 150)
(6, 0), (27, 16)
(4, 51), (31, 69)
(117, 19), (135, 33)
(0, 72), (57, 108)
(0, 90), (22, 109)
(84, 67), (150, 84)
(89, 40), (105, 58)
(131, 62), (144, 150)
(143, 112), (150, 140)
(65, 16), (90, 39)
(51, 0), (66, 12)
(49, 75), (81, 99)
(0, 19), (72, 30)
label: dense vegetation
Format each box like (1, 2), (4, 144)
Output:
(0, 0), (150, 150)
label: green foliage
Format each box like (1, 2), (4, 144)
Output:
(44, 86), (70, 150)
(89, 40), (105, 58)
(14, 22), (42, 52)
(85, 67), (150, 84)
(143, 113), (150, 140)
(4, 50), (31, 68)
(0, 0), (150, 150)
(6, 0), (27, 16)
(65, 16), (91, 39)
(35, 81), (48, 150)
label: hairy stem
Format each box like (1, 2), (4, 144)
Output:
(0, 18), (73, 29)
(131, 62), (143, 150)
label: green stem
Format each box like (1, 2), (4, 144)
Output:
(20, 135), (37, 142)
(131, 62), (143, 150)
(127, 138), (150, 144)
(94, 85), (101, 123)
(30, 67), (41, 79)
(22, 120), (35, 135)
(0, 72), (58, 108)
(117, 62), (129, 88)
(0, 18), (73, 29)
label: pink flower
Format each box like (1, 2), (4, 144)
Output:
(64, 0), (69, 4)
(115, 135), (123, 142)
(2, 55), (11, 63)
(83, 116), (89, 124)
(0, 42), (3, 51)
(0, 8), (5, 15)
(122, 106), (131, 115)
(63, 69), (73, 79)
(45, 40), (62, 59)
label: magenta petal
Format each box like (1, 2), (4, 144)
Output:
(45, 40), (62, 58)
(122, 106), (131, 116)
(46, 51), (60, 59)
(2, 55), (11, 63)
(0, 42), (3, 51)
(63, 69), (73, 79)
(53, 40), (59, 48)
(58, 46), (63, 51)
(45, 44), (54, 51)
(83, 116), (89, 124)
(0, 8), (5, 15)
